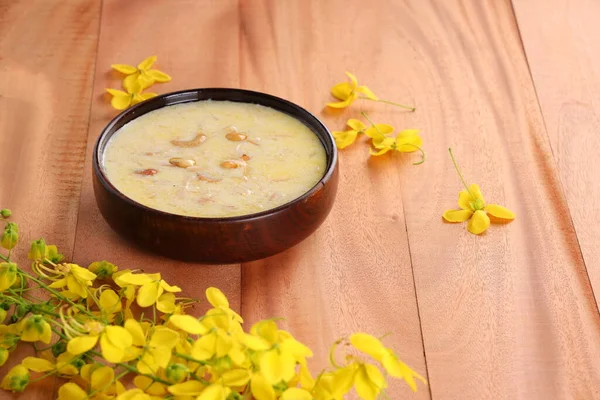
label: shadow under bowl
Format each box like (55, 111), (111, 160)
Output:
(93, 88), (339, 264)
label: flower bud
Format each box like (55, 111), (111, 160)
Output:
(0, 263), (18, 292)
(165, 363), (189, 383)
(9, 274), (27, 291)
(27, 239), (46, 261)
(45, 245), (64, 264)
(52, 341), (67, 358)
(0, 364), (29, 392)
(5, 223), (18, 233)
(14, 304), (29, 319)
(0, 228), (17, 251)
(0, 348), (8, 367)
(0, 210), (11, 219)
(0, 309), (7, 325)
(88, 261), (118, 279)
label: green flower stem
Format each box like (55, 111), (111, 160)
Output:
(399, 143), (426, 165)
(50, 325), (69, 341)
(359, 96), (416, 111)
(28, 370), (58, 384)
(448, 148), (475, 199)
(0, 253), (9, 262)
(18, 270), (95, 318)
(173, 351), (208, 366)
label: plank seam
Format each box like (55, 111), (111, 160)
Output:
(509, 0), (600, 313)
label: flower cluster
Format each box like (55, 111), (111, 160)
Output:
(327, 73), (424, 163)
(0, 213), (425, 399)
(106, 56), (171, 110)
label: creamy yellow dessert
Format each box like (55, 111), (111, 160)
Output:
(102, 100), (327, 217)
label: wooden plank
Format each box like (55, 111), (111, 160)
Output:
(512, 0), (600, 307)
(0, 0), (101, 398)
(72, 0), (242, 312)
(238, 1), (430, 398)
(393, 1), (600, 398)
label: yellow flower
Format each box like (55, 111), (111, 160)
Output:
(115, 272), (181, 308)
(327, 72), (378, 108)
(350, 333), (426, 392)
(106, 79), (157, 111)
(47, 263), (97, 299)
(443, 149), (515, 235)
(123, 319), (179, 374)
(88, 261), (118, 279)
(0, 225), (18, 250)
(443, 183), (515, 235)
(332, 119), (367, 149)
(250, 374), (275, 400)
(281, 387), (313, 400)
(67, 321), (132, 363)
(112, 55), (171, 90)
(58, 382), (87, 400)
(22, 352), (79, 376)
(0, 262), (17, 291)
(196, 383), (231, 400)
(0, 364), (29, 392)
(353, 363), (387, 400)
(19, 315), (51, 344)
(367, 127), (423, 157)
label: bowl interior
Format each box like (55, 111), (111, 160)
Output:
(94, 88), (337, 221)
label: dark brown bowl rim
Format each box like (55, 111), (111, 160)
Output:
(93, 88), (338, 223)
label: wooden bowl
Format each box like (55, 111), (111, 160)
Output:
(93, 88), (338, 264)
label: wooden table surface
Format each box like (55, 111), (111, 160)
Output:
(1, 0), (600, 398)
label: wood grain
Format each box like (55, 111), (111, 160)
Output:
(0, 0), (101, 399)
(512, 0), (600, 308)
(238, 1), (430, 398)
(391, 1), (600, 398)
(71, 0), (242, 312)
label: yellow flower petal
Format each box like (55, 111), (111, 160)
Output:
(458, 190), (473, 210)
(115, 388), (148, 400)
(40, 321), (52, 344)
(67, 335), (99, 355)
(330, 82), (354, 101)
(134, 375), (167, 395)
(251, 374), (275, 400)
(395, 129), (423, 152)
(485, 204), (515, 220)
(191, 333), (216, 360)
(260, 349), (296, 384)
(381, 352), (427, 392)
(206, 287), (229, 308)
(333, 130), (358, 149)
(156, 293), (176, 314)
(470, 184), (485, 204)
(350, 333), (387, 361)
(281, 388), (312, 400)
(22, 357), (54, 372)
(105, 325), (132, 349)
(99, 289), (122, 314)
(370, 147), (391, 156)
(149, 327), (180, 349)
(58, 383), (87, 400)
(109, 93), (132, 110)
(347, 119), (366, 131)
(117, 272), (155, 286)
(151, 346), (172, 369)
(111, 64), (137, 75)
(221, 369), (250, 387)
(468, 210), (490, 235)
(356, 85), (378, 100)
(169, 314), (208, 335)
(197, 383), (230, 400)
(137, 281), (161, 308)
(100, 334), (125, 363)
(168, 380), (205, 396)
(344, 71), (359, 89)
(160, 280), (182, 293)
(364, 363), (387, 389)
(138, 55), (157, 70)
(354, 366), (379, 400)
(70, 264), (97, 281)
(442, 209), (473, 223)
(123, 75), (143, 94)
(91, 366), (114, 391)
(332, 366), (356, 396)
(326, 97), (356, 109)
(147, 69), (171, 83)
